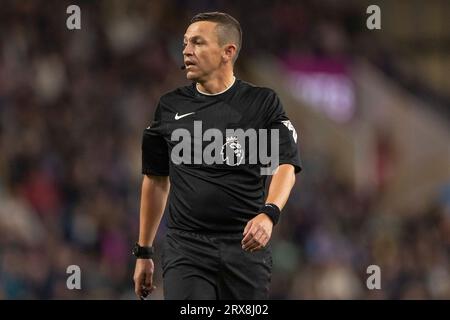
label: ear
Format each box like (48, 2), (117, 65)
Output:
(222, 44), (237, 63)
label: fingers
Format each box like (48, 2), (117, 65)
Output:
(244, 228), (263, 250)
(144, 272), (152, 289)
(134, 273), (145, 298)
(139, 274), (151, 299)
(247, 229), (267, 251)
(133, 261), (156, 300)
(243, 220), (253, 236)
(242, 226), (268, 251)
(242, 223), (255, 245)
(242, 225), (257, 247)
(139, 285), (156, 300)
(251, 235), (268, 252)
(135, 281), (156, 299)
(245, 238), (260, 251)
(140, 287), (149, 300)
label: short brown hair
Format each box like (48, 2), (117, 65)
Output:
(190, 12), (242, 63)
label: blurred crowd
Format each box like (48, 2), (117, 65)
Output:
(0, 0), (449, 299)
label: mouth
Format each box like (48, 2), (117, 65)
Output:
(184, 61), (196, 69)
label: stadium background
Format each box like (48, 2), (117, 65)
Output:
(0, 0), (449, 299)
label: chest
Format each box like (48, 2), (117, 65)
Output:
(162, 99), (265, 138)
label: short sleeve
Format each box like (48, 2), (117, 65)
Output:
(265, 91), (302, 174)
(142, 103), (169, 176)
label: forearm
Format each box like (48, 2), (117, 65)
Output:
(242, 165), (296, 251)
(138, 175), (170, 246)
(265, 164), (296, 210)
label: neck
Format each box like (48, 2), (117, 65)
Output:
(196, 70), (235, 95)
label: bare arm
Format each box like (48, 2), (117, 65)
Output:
(264, 164), (296, 210)
(134, 174), (170, 299)
(138, 174), (170, 246)
(242, 164), (296, 251)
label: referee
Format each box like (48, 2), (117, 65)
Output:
(133, 12), (301, 300)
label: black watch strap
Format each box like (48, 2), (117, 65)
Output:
(260, 203), (281, 225)
(132, 242), (154, 259)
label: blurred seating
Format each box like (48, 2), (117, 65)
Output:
(0, 0), (448, 299)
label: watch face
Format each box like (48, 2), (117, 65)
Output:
(132, 244), (140, 256)
(132, 243), (153, 258)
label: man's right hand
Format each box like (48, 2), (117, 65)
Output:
(133, 259), (155, 299)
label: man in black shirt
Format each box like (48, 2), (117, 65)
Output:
(133, 12), (301, 300)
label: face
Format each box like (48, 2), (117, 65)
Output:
(183, 21), (224, 82)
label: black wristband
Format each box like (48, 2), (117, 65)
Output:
(132, 242), (154, 259)
(260, 203), (281, 225)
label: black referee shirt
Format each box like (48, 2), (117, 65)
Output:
(142, 79), (302, 233)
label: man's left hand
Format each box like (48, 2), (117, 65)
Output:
(242, 213), (273, 252)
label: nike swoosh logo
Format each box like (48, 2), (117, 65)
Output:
(175, 112), (195, 120)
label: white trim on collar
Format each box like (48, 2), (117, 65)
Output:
(196, 77), (236, 96)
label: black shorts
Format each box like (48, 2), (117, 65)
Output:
(161, 228), (273, 300)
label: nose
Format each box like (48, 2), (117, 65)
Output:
(183, 42), (193, 56)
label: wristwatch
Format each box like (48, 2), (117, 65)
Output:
(132, 242), (154, 259)
(260, 203), (281, 225)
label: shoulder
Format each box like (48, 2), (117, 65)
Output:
(237, 80), (278, 99)
(236, 80), (280, 110)
(158, 84), (195, 107)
